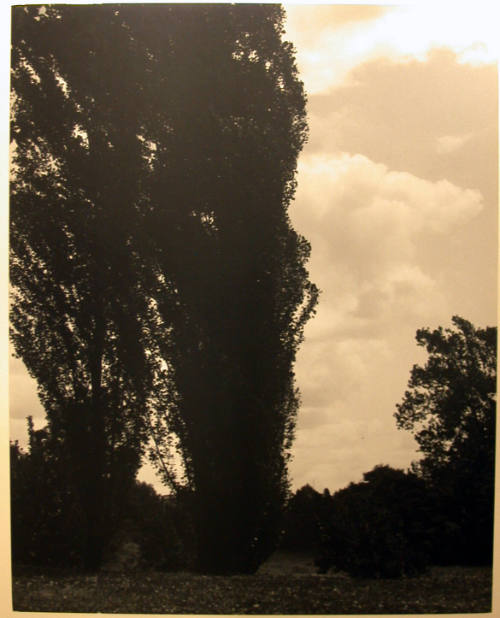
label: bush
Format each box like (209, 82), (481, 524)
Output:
(10, 428), (87, 569)
(280, 484), (326, 552)
(317, 466), (432, 578)
(120, 482), (189, 571)
(10, 421), (187, 572)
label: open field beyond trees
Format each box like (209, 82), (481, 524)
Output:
(13, 552), (492, 614)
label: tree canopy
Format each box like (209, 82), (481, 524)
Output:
(138, 3), (317, 573)
(10, 4), (317, 573)
(395, 316), (496, 564)
(280, 468), (433, 578)
(10, 4), (161, 569)
(320, 465), (431, 578)
(394, 316), (496, 475)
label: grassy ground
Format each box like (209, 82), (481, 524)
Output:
(12, 552), (492, 614)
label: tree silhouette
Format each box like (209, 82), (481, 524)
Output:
(395, 316), (496, 564)
(10, 419), (86, 568)
(10, 4), (317, 574)
(132, 4), (317, 573)
(316, 466), (432, 578)
(10, 4), (158, 569)
(280, 484), (325, 552)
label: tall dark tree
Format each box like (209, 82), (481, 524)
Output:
(10, 4), (317, 574)
(10, 5), (157, 569)
(394, 316), (496, 564)
(136, 5), (317, 573)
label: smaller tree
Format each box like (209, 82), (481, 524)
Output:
(10, 416), (141, 571)
(10, 4), (156, 570)
(280, 484), (325, 552)
(10, 418), (85, 569)
(316, 466), (432, 578)
(394, 316), (496, 565)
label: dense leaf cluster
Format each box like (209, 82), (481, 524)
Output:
(282, 467), (432, 578)
(318, 466), (432, 578)
(11, 422), (86, 568)
(395, 316), (496, 471)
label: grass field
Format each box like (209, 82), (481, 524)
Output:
(12, 552), (492, 614)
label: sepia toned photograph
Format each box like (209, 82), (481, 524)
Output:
(8, 2), (497, 614)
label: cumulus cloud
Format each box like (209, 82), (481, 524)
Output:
(305, 49), (497, 204)
(285, 4), (499, 94)
(292, 152), (487, 348)
(286, 151), (490, 490)
(293, 153), (483, 275)
(295, 47), (497, 361)
(284, 5), (392, 93)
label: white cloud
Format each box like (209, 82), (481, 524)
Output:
(436, 133), (474, 154)
(286, 152), (487, 490)
(293, 153), (483, 271)
(285, 4), (499, 94)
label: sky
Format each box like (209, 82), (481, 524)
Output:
(7, 2), (499, 495)
(283, 3), (498, 492)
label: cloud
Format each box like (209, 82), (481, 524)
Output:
(292, 152), (486, 340)
(285, 4), (499, 94)
(294, 48), (497, 344)
(305, 49), (498, 203)
(290, 408), (419, 492)
(292, 153), (486, 338)
(286, 151), (490, 491)
(285, 4), (389, 36)
(436, 133), (474, 154)
(284, 5), (394, 94)
(294, 152), (483, 273)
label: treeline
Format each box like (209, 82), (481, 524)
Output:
(281, 317), (496, 578)
(11, 451), (494, 577)
(11, 422), (187, 573)
(281, 463), (492, 579)
(11, 317), (495, 577)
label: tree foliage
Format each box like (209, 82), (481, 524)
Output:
(101, 481), (189, 573)
(135, 4), (317, 573)
(10, 423), (184, 572)
(395, 316), (496, 564)
(316, 466), (432, 578)
(10, 4), (172, 569)
(10, 4), (317, 574)
(10, 420), (85, 568)
(395, 316), (496, 470)
(280, 484), (327, 552)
